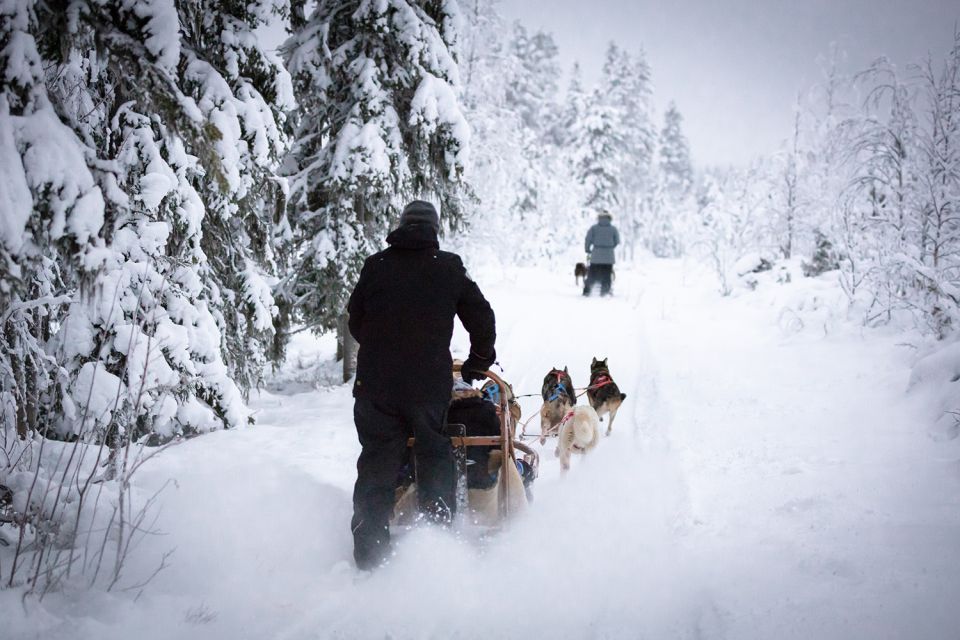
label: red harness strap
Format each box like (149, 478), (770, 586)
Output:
(563, 409), (585, 451)
(543, 409), (575, 438)
(589, 374), (613, 390)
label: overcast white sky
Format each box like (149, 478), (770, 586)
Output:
(498, 0), (959, 168)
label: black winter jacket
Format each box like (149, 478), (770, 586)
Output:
(347, 223), (496, 404)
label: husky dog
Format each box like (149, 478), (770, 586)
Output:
(586, 357), (627, 436)
(555, 405), (601, 472)
(574, 262), (588, 286)
(539, 367), (577, 445)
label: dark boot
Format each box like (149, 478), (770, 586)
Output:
(352, 514), (390, 570)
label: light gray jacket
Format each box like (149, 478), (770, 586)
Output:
(584, 217), (620, 265)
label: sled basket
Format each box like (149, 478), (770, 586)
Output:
(396, 368), (537, 525)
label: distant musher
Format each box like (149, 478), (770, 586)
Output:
(346, 200), (496, 570)
(583, 211), (620, 296)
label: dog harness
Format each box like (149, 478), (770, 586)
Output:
(589, 374), (613, 390)
(542, 408), (575, 439)
(558, 410), (589, 451)
(547, 382), (568, 402)
(547, 369), (572, 402)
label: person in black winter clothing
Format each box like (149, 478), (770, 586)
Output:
(346, 200), (496, 570)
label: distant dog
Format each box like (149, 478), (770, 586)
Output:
(539, 367), (577, 445)
(574, 263), (588, 286)
(555, 405), (601, 472)
(586, 357), (627, 436)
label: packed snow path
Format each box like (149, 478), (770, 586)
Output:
(11, 261), (960, 639)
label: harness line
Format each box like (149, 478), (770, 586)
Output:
(515, 378), (614, 400)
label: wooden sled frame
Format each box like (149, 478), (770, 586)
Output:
(403, 368), (539, 522)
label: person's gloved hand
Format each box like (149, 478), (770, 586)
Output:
(460, 358), (487, 384)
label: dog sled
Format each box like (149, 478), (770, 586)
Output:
(392, 367), (538, 528)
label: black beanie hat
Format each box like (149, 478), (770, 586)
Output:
(399, 200), (440, 232)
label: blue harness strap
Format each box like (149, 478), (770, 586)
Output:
(547, 382), (567, 402)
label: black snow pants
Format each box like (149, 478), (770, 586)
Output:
(351, 397), (455, 569)
(583, 264), (613, 296)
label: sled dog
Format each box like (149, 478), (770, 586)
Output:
(586, 357), (627, 436)
(574, 262), (588, 286)
(539, 367), (577, 445)
(555, 405), (601, 472)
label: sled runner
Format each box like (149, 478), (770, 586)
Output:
(392, 368), (538, 527)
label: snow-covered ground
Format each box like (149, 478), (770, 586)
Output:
(6, 260), (960, 639)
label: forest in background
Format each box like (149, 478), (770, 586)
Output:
(1, 0), (959, 592)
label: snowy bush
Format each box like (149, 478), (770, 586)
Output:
(801, 230), (841, 277)
(692, 165), (772, 296)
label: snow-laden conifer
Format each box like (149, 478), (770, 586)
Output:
(281, 0), (470, 339)
(2, 0), (290, 446)
(645, 101), (696, 257)
(505, 22), (560, 133)
(659, 102), (694, 200)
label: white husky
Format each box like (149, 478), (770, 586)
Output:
(555, 405), (601, 472)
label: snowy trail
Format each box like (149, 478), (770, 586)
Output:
(11, 261), (960, 640)
(265, 267), (709, 639)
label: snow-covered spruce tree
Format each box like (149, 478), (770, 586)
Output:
(1, 0), (105, 443)
(2, 0), (290, 447)
(505, 21), (560, 133)
(453, 0), (530, 266)
(605, 44), (657, 257)
(649, 100), (694, 257)
(281, 0), (470, 361)
(556, 62), (587, 148)
(572, 43), (657, 258)
(454, 9), (583, 266)
(177, 0), (293, 389)
(1, 0), (291, 592)
(659, 101), (693, 200)
(571, 62), (629, 221)
(499, 22), (578, 262)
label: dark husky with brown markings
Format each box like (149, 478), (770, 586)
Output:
(538, 367), (577, 445)
(586, 357), (627, 436)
